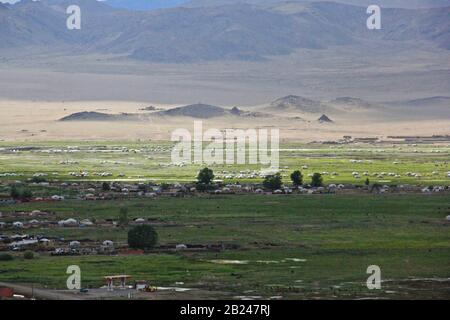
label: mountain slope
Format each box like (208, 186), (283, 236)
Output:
(106, 0), (187, 11)
(266, 95), (331, 113)
(1, 0), (449, 62)
(186, 0), (450, 9)
(156, 103), (229, 118)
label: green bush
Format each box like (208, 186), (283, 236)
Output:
(128, 225), (158, 250)
(263, 173), (282, 191)
(0, 253), (13, 261)
(290, 170), (303, 186)
(118, 207), (129, 227)
(102, 182), (111, 191)
(23, 251), (34, 260)
(10, 185), (33, 200)
(30, 176), (47, 183)
(197, 167), (214, 185)
(22, 188), (33, 199)
(10, 185), (21, 199)
(311, 173), (324, 187)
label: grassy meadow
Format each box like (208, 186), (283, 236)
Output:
(0, 194), (449, 299)
(0, 141), (449, 186)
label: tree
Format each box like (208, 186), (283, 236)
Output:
(311, 173), (323, 187)
(128, 225), (158, 250)
(197, 167), (214, 185)
(10, 185), (21, 199)
(118, 207), (129, 227)
(21, 188), (33, 199)
(102, 182), (111, 191)
(290, 170), (303, 186)
(263, 173), (282, 191)
(10, 185), (32, 200)
(370, 183), (382, 193)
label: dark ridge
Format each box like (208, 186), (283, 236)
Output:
(318, 114), (333, 123)
(157, 103), (228, 119)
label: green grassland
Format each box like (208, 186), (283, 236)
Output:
(1, 194), (449, 299)
(0, 141), (449, 185)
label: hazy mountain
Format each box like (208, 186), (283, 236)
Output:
(387, 96), (450, 108)
(60, 111), (147, 121)
(105, 0), (187, 10)
(2, 0), (449, 9)
(60, 111), (118, 121)
(185, 0), (450, 9)
(1, 0), (449, 62)
(156, 103), (229, 118)
(329, 97), (377, 111)
(267, 95), (330, 113)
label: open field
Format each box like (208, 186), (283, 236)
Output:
(0, 194), (449, 299)
(0, 141), (449, 186)
(0, 141), (449, 299)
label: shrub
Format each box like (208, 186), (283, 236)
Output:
(160, 183), (170, 191)
(118, 207), (129, 227)
(10, 185), (32, 200)
(21, 188), (33, 199)
(0, 253), (13, 261)
(30, 176), (47, 183)
(10, 185), (21, 199)
(128, 225), (158, 250)
(23, 251), (34, 260)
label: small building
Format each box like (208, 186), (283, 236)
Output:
(39, 238), (51, 247)
(12, 222), (23, 229)
(80, 219), (94, 226)
(176, 244), (187, 250)
(69, 241), (81, 248)
(29, 219), (40, 226)
(58, 218), (78, 227)
(9, 239), (38, 250)
(103, 240), (114, 247)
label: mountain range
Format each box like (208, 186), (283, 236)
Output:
(104, 0), (450, 10)
(58, 95), (386, 122)
(1, 0), (449, 63)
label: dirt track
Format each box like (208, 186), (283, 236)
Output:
(0, 282), (83, 300)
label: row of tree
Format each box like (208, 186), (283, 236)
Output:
(263, 171), (323, 190)
(196, 167), (324, 191)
